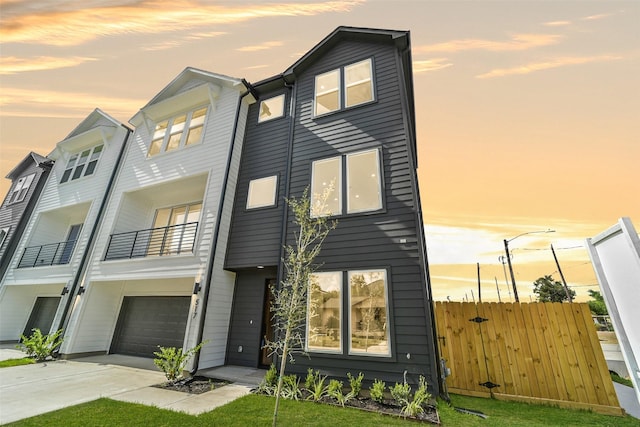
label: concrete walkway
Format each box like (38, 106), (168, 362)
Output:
(614, 382), (640, 419)
(0, 346), (262, 424)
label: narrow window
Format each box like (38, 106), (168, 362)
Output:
(246, 176), (278, 209)
(258, 94), (285, 123)
(346, 149), (382, 214)
(60, 154), (77, 183)
(7, 173), (35, 204)
(185, 107), (207, 146)
(84, 145), (103, 176)
(166, 114), (186, 152)
(0, 227), (10, 249)
(307, 272), (342, 352)
(311, 157), (341, 217)
(349, 270), (390, 356)
(148, 120), (168, 157)
(345, 59), (373, 108)
(314, 69), (340, 116)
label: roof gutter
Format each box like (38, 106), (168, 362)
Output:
(190, 80), (254, 374)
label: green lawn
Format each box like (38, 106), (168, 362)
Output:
(0, 358), (35, 368)
(6, 393), (640, 426)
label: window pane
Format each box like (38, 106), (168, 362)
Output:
(246, 176), (278, 209)
(72, 149), (90, 180)
(308, 272), (342, 352)
(166, 132), (182, 152)
(185, 125), (203, 146)
(148, 138), (163, 157)
(345, 59), (373, 108)
(349, 270), (389, 355)
(84, 161), (97, 176)
(60, 169), (72, 183)
(258, 94), (285, 122)
(311, 157), (341, 217)
(315, 70), (340, 115)
(347, 150), (382, 213)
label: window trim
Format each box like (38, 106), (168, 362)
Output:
(258, 94), (286, 123)
(313, 57), (375, 118)
(246, 175), (279, 210)
(147, 106), (209, 158)
(306, 271), (343, 354)
(6, 173), (35, 204)
(60, 145), (103, 184)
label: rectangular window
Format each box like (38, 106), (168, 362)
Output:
(7, 173), (35, 204)
(348, 270), (390, 356)
(307, 272), (342, 353)
(246, 176), (278, 209)
(60, 145), (103, 184)
(0, 226), (10, 249)
(314, 58), (374, 116)
(258, 94), (285, 123)
(150, 202), (201, 255)
(311, 149), (382, 217)
(147, 107), (208, 157)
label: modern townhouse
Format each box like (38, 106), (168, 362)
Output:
(0, 109), (130, 342)
(60, 69), (255, 371)
(224, 27), (440, 392)
(0, 152), (52, 284)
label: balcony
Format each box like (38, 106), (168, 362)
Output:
(18, 240), (78, 268)
(104, 222), (198, 261)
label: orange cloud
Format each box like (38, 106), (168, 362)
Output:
(1, 1), (364, 46)
(413, 59), (453, 73)
(415, 33), (562, 53)
(237, 41), (284, 52)
(476, 54), (622, 78)
(0, 56), (97, 74)
(543, 20), (572, 27)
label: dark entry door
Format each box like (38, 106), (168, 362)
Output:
(23, 297), (61, 337)
(110, 296), (190, 358)
(260, 279), (276, 366)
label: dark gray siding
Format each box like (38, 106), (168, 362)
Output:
(284, 39), (439, 390)
(0, 160), (50, 279)
(225, 268), (275, 366)
(224, 90), (290, 270)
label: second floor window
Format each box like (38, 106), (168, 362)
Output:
(314, 58), (374, 116)
(61, 145), (103, 184)
(148, 107), (208, 157)
(7, 173), (35, 204)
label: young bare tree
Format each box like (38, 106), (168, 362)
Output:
(264, 187), (336, 426)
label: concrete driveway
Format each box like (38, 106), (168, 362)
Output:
(0, 346), (260, 424)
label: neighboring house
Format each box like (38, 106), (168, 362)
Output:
(60, 69), (255, 368)
(0, 109), (130, 342)
(0, 152), (52, 284)
(224, 27), (440, 391)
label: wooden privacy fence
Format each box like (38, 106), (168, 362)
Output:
(434, 302), (622, 415)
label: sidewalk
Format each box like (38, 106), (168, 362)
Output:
(0, 347), (262, 424)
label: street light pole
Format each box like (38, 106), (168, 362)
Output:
(503, 229), (555, 303)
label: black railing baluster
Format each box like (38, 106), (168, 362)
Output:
(102, 222), (198, 261)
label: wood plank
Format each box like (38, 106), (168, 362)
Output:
(548, 303), (580, 402)
(566, 304), (599, 405)
(512, 303), (538, 397)
(530, 302), (562, 401)
(477, 303), (501, 395)
(520, 303), (548, 398)
(444, 302), (469, 391)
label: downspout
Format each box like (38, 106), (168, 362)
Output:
(56, 125), (132, 336)
(190, 80), (255, 374)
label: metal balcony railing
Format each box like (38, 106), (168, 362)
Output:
(18, 240), (78, 268)
(104, 222), (198, 261)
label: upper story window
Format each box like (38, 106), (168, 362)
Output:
(258, 95), (285, 123)
(310, 149), (382, 217)
(246, 175), (278, 209)
(148, 107), (208, 157)
(6, 173), (35, 204)
(0, 227), (10, 249)
(314, 58), (374, 116)
(61, 145), (103, 184)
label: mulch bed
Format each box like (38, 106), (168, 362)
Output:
(152, 376), (230, 395)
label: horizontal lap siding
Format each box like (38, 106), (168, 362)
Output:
(225, 89), (290, 269)
(285, 40), (438, 390)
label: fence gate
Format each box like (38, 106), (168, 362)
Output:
(434, 302), (622, 415)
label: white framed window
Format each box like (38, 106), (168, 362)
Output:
(246, 176), (278, 209)
(7, 173), (35, 204)
(151, 202), (202, 255)
(348, 269), (390, 356)
(311, 149), (382, 217)
(148, 106), (208, 157)
(0, 226), (10, 249)
(258, 94), (286, 123)
(61, 145), (103, 184)
(314, 58), (374, 116)
(307, 271), (342, 353)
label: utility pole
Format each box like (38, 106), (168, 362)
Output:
(477, 262), (481, 303)
(494, 276), (502, 302)
(504, 239), (519, 302)
(551, 244), (573, 302)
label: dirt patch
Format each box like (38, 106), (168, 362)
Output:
(153, 376), (230, 395)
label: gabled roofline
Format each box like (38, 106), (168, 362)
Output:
(63, 108), (123, 141)
(5, 152), (49, 179)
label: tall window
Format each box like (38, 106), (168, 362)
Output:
(311, 149), (382, 217)
(246, 176), (278, 209)
(258, 94), (286, 123)
(150, 202), (202, 255)
(314, 58), (374, 116)
(7, 173), (35, 204)
(348, 270), (390, 356)
(60, 145), (103, 183)
(307, 272), (342, 353)
(148, 107), (208, 157)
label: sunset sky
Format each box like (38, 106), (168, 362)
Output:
(1, 0), (638, 302)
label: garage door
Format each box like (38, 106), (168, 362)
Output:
(23, 297), (61, 337)
(111, 296), (191, 358)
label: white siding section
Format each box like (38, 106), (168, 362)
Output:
(0, 283), (64, 340)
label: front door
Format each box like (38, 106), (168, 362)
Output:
(260, 279), (276, 366)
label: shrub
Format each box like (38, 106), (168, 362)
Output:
(153, 341), (205, 382)
(347, 372), (364, 397)
(390, 381), (411, 406)
(370, 378), (386, 403)
(281, 374), (301, 400)
(305, 369), (328, 402)
(327, 378), (355, 407)
(18, 328), (64, 362)
(258, 364), (279, 395)
(401, 376), (432, 417)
